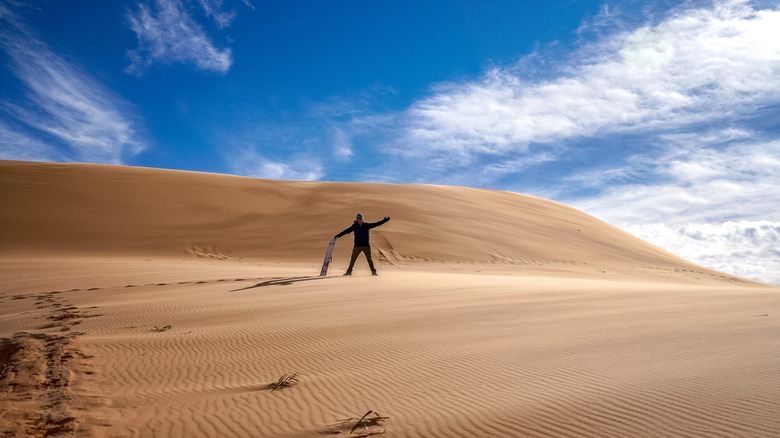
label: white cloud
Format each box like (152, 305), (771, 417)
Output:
(126, 0), (232, 74)
(218, 92), (405, 180)
(331, 125), (353, 159)
(571, 136), (780, 224)
(623, 221), (780, 285)
(196, 0), (237, 28)
(0, 9), (145, 163)
(566, 134), (780, 285)
(395, 0), (780, 163)
(227, 148), (324, 181)
(0, 121), (65, 162)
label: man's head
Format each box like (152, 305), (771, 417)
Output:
(356, 213), (364, 224)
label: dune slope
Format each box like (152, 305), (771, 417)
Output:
(0, 160), (741, 281)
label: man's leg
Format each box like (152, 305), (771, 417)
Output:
(362, 247), (378, 275)
(345, 247), (361, 275)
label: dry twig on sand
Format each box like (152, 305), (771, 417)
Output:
(347, 410), (390, 436)
(152, 325), (172, 332)
(268, 372), (299, 391)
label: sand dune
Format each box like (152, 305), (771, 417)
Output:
(1, 160), (778, 437)
(0, 160), (724, 274)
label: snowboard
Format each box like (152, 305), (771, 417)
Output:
(320, 238), (338, 276)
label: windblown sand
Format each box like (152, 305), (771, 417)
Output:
(1, 160), (778, 437)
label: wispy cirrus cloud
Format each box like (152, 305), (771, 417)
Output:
(197, 0), (253, 28)
(0, 6), (145, 164)
(126, 0), (239, 74)
(227, 147), (324, 181)
(196, 0), (236, 28)
(0, 120), (65, 162)
(220, 125), (329, 181)
(220, 90), (401, 181)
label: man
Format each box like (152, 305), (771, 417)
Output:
(335, 213), (390, 276)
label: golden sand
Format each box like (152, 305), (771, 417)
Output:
(1, 160), (778, 437)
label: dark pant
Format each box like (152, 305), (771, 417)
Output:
(346, 246), (376, 273)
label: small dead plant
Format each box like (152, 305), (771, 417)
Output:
(321, 410), (389, 436)
(268, 372), (299, 391)
(152, 325), (172, 332)
(349, 411), (389, 436)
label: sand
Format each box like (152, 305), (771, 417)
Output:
(1, 160), (779, 437)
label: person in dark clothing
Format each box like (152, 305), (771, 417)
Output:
(335, 213), (390, 276)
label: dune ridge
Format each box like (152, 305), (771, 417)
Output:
(2, 160), (778, 437)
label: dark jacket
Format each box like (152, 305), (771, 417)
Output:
(336, 217), (390, 247)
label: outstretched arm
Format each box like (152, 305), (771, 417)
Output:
(366, 216), (390, 229)
(335, 223), (355, 239)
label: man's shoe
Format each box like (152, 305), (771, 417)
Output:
(343, 272), (352, 276)
(371, 271), (378, 276)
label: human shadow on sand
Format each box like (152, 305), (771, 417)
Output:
(230, 276), (331, 292)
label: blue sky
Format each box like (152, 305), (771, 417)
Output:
(1, 0), (779, 284)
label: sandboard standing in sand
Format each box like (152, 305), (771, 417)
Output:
(320, 238), (337, 276)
